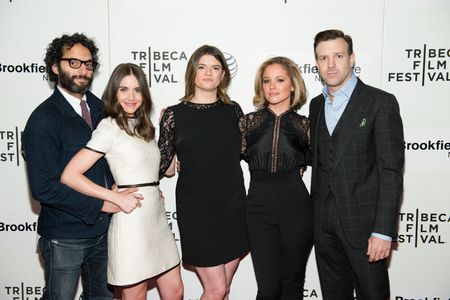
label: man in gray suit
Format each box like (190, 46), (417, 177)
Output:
(309, 29), (404, 299)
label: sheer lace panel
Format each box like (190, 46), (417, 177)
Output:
(288, 113), (310, 144)
(239, 110), (270, 157)
(231, 101), (244, 119)
(288, 113), (312, 166)
(238, 115), (247, 158)
(158, 107), (176, 177)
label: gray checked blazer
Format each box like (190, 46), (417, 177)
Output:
(309, 78), (404, 248)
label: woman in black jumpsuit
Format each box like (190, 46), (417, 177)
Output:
(239, 56), (313, 300)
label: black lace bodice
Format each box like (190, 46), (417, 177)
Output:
(158, 100), (243, 177)
(239, 107), (311, 173)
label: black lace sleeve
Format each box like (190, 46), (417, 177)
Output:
(295, 115), (312, 166)
(158, 107), (176, 177)
(238, 114), (248, 162)
(231, 101), (247, 161)
(231, 100), (244, 119)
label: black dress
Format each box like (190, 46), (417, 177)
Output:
(239, 107), (313, 299)
(159, 100), (248, 267)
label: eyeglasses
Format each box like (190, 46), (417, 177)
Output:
(59, 58), (98, 71)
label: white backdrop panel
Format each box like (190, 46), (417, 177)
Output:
(382, 0), (450, 298)
(0, 1), (110, 299)
(0, 0), (448, 299)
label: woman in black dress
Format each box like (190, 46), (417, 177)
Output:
(159, 45), (248, 300)
(239, 56), (313, 299)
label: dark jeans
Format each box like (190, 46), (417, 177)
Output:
(38, 234), (112, 300)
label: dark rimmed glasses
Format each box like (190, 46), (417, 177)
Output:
(60, 58), (98, 71)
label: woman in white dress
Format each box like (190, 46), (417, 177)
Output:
(61, 63), (183, 300)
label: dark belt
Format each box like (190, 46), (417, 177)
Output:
(117, 181), (160, 188)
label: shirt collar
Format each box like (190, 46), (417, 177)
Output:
(57, 85), (87, 105)
(321, 73), (358, 102)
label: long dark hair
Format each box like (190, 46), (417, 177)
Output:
(181, 45), (231, 103)
(102, 63), (155, 141)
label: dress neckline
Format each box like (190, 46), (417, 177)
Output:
(183, 100), (221, 110)
(266, 107), (292, 117)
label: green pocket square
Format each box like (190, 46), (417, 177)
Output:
(359, 118), (367, 127)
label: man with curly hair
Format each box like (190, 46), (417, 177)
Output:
(22, 33), (116, 300)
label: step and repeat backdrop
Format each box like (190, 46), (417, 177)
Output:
(1, 0), (449, 299)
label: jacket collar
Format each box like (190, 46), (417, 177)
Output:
(51, 87), (103, 129)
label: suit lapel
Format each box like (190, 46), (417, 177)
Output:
(312, 96), (325, 170)
(332, 79), (368, 168)
(54, 89), (95, 133)
(310, 96), (325, 197)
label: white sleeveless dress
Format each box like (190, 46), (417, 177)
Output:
(87, 117), (179, 286)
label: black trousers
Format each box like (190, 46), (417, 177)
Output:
(246, 171), (313, 300)
(314, 193), (390, 300)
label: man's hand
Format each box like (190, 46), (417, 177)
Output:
(101, 201), (120, 213)
(112, 187), (144, 214)
(367, 236), (392, 262)
(102, 186), (143, 213)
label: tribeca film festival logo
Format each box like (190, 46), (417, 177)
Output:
(3, 283), (44, 300)
(0, 127), (22, 166)
(165, 210), (179, 241)
(130, 47), (238, 87)
(398, 209), (448, 247)
(405, 139), (450, 158)
(131, 48), (187, 87)
(387, 44), (449, 86)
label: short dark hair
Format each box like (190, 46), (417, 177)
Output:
(44, 33), (99, 83)
(313, 29), (353, 58)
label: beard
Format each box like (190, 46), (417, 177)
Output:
(57, 65), (93, 95)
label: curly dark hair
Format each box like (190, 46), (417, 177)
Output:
(44, 33), (99, 83)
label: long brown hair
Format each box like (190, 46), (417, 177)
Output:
(102, 63), (155, 141)
(181, 45), (231, 104)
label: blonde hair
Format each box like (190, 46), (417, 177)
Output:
(253, 56), (307, 111)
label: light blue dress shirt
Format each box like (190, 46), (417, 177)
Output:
(322, 74), (357, 135)
(322, 74), (391, 242)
